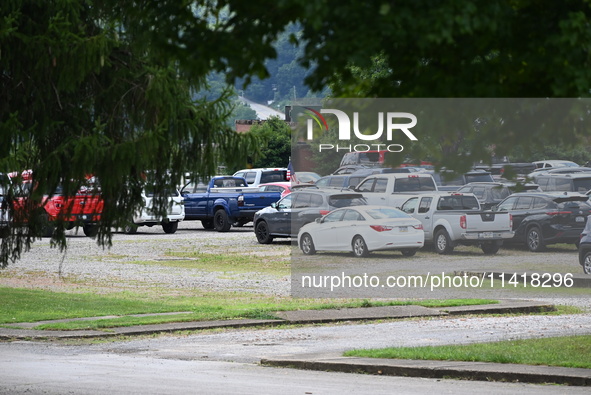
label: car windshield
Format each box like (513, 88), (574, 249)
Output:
(328, 195), (367, 208)
(365, 208), (409, 219)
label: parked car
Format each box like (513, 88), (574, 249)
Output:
(578, 216), (591, 274)
(294, 172), (321, 184)
(456, 181), (540, 210)
(233, 168), (289, 187)
(399, 192), (513, 254)
(535, 173), (591, 193)
(315, 174), (367, 190)
(298, 206), (424, 257)
(253, 189), (367, 244)
(258, 182), (292, 198)
(528, 167), (591, 181)
(332, 165), (372, 175)
(123, 186), (185, 234)
(354, 173), (438, 207)
(181, 176), (281, 232)
(533, 160), (579, 170)
(0, 184), (10, 237)
(474, 157), (535, 180)
(10, 171), (103, 237)
(493, 192), (591, 252)
(339, 151), (386, 167)
(432, 170), (495, 191)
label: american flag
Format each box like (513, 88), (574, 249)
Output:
(287, 160), (298, 184)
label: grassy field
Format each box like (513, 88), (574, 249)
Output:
(345, 335), (591, 369)
(0, 286), (496, 330)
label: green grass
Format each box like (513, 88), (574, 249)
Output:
(0, 286), (495, 331)
(344, 335), (591, 369)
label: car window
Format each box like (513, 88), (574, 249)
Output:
(496, 197), (517, 211)
(553, 178), (572, 192)
(261, 170), (288, 184)
(348, 177), (364, 188)
(373, 178), (388, 193)
(400, 197), (418, 214)
(309, 194), (324, 207)
(356, 179), (375, 192)
(328, 195), (367, 208)
(532, 197), (548, 209)
(437, 195), (479, 210)
(537, 177), (550, 190)
(490, 186), (510, 200)
(342, 209), (365, 221)
(418, 197), (432, 213)
(244, 172), (256, 184)
(323, 210), (345, 223)
(315, 177), (330, 187)
(471, 186), (486, 199)
(573, 178), (591, 193)
(292, 193), (311, 208)
(456, 186), (471, 193)
(262, 185), (283, 193)
(514, 196), (533, 210)
(393, 177), (437, 192)
(329, 177), (344, 187)
(277, 194), (292, 209)
(365, 207), (409, 219)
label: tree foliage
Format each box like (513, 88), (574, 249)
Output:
(245, 117), (291, 170)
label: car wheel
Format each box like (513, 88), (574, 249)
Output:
(83, 224), (98, 238)
(255, 221), (274, 244)
(352, 235), (369, 258)
(481, 242), (500, 255)
(201, 219), (214, 230)
(214, 209), (231, 232)
(162, 221), (178, 234)
(300, 233), (316, 255)
(526, 226), (545, 252)
(124, 223), (138, 234)
(583, 252), (591, 275)
(401, 249), (417, 257)
(434, 229), (454, 254)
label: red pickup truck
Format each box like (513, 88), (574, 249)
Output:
(10, 171), (103, 237)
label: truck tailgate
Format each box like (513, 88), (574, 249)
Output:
(465, 211), (511, 231)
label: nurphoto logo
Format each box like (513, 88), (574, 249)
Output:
(304, 107), (418, 153)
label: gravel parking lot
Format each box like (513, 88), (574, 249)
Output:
(0, 219), (588, 305)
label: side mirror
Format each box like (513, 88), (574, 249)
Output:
(271, 202), (278, 209)
(315, 217), (322, 223)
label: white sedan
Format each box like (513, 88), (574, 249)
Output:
(298, 206), (424, 257)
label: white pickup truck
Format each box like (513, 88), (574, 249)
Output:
(399, 192), (514, 254)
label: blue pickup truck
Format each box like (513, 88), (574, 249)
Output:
(181, 176), (282, 232)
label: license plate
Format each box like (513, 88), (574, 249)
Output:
(399, 226), (408, 232)
(480, 232), (493, 238)
(576, 216), (585, 223)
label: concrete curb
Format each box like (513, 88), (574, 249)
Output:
(261, 353), (591, 386)
(0, 299), (556, 340)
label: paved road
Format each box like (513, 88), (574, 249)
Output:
(1, 340), (590, 395)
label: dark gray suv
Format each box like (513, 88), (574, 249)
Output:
(253, 189), (366, 244)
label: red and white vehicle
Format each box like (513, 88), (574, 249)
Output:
(9, 171), (103, 237)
